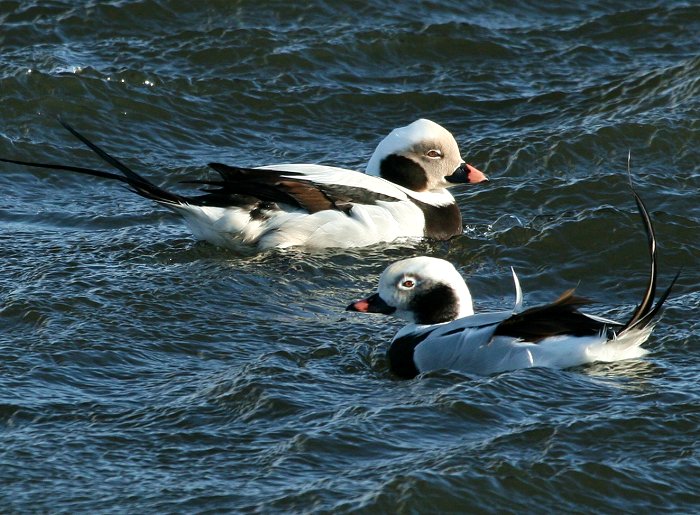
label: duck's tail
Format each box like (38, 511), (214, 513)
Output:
(617, 188), (679, 338)
(0, 119), (185, 206)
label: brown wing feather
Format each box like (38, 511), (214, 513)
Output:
(276, 180), (339, 213)
(193, 162), (399, 214)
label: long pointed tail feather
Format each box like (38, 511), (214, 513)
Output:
(0, 156), (126, 182)
(621, 189), (658, 331)
(626, 269), (680, 333)
(57, 118), (144, 184)
(0, 120), (185, 206)
(619, 186), (677, 335)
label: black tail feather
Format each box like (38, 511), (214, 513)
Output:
(624, 269), (680, 333)
(621, 189), (658, 331)
(0, 119), (185, 205)
(57, 118), (143, 182)
(0, 156), (126, 182)
(619, 186), (677, 334)
(57, 118), (184, 204)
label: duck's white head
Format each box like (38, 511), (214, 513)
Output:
(347, 256), (474, 324)
(365, 119), (487, 192)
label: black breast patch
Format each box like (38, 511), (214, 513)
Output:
(411, 199), (462, 240)
(387, 330), (434, 379)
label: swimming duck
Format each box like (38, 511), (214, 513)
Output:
(0, 118), (486, 251)
(347, 189), (677, 378)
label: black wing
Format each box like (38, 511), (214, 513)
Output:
(493, 289), (609, 342)
(192, 162), (403, 214)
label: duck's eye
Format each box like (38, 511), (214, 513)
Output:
(401, 279), (415, 288)
(426, 149), (442, 159)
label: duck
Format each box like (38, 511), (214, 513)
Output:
(0, 118), (487, 251)
(347, 189), (678, 378)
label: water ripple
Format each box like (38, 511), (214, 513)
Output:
(1, 0), (699, 512)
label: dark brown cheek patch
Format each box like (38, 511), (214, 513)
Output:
(408, 283), (459, 324)
(379, 154), (428, 191)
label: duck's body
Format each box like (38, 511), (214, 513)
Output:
(348, 190), (676, 378)
(0, 119), (486, 251)
(384, 294), (652, 378)
(172, 163), (465, 250)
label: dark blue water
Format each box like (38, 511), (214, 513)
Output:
(1, 1), (699, 512)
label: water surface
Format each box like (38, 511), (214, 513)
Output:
(1, 1), (699, 512)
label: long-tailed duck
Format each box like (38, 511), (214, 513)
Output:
(0, 118), (487, 251)
(347, 189), (677, 378)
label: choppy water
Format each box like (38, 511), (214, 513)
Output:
(1, 1), (699, 512)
